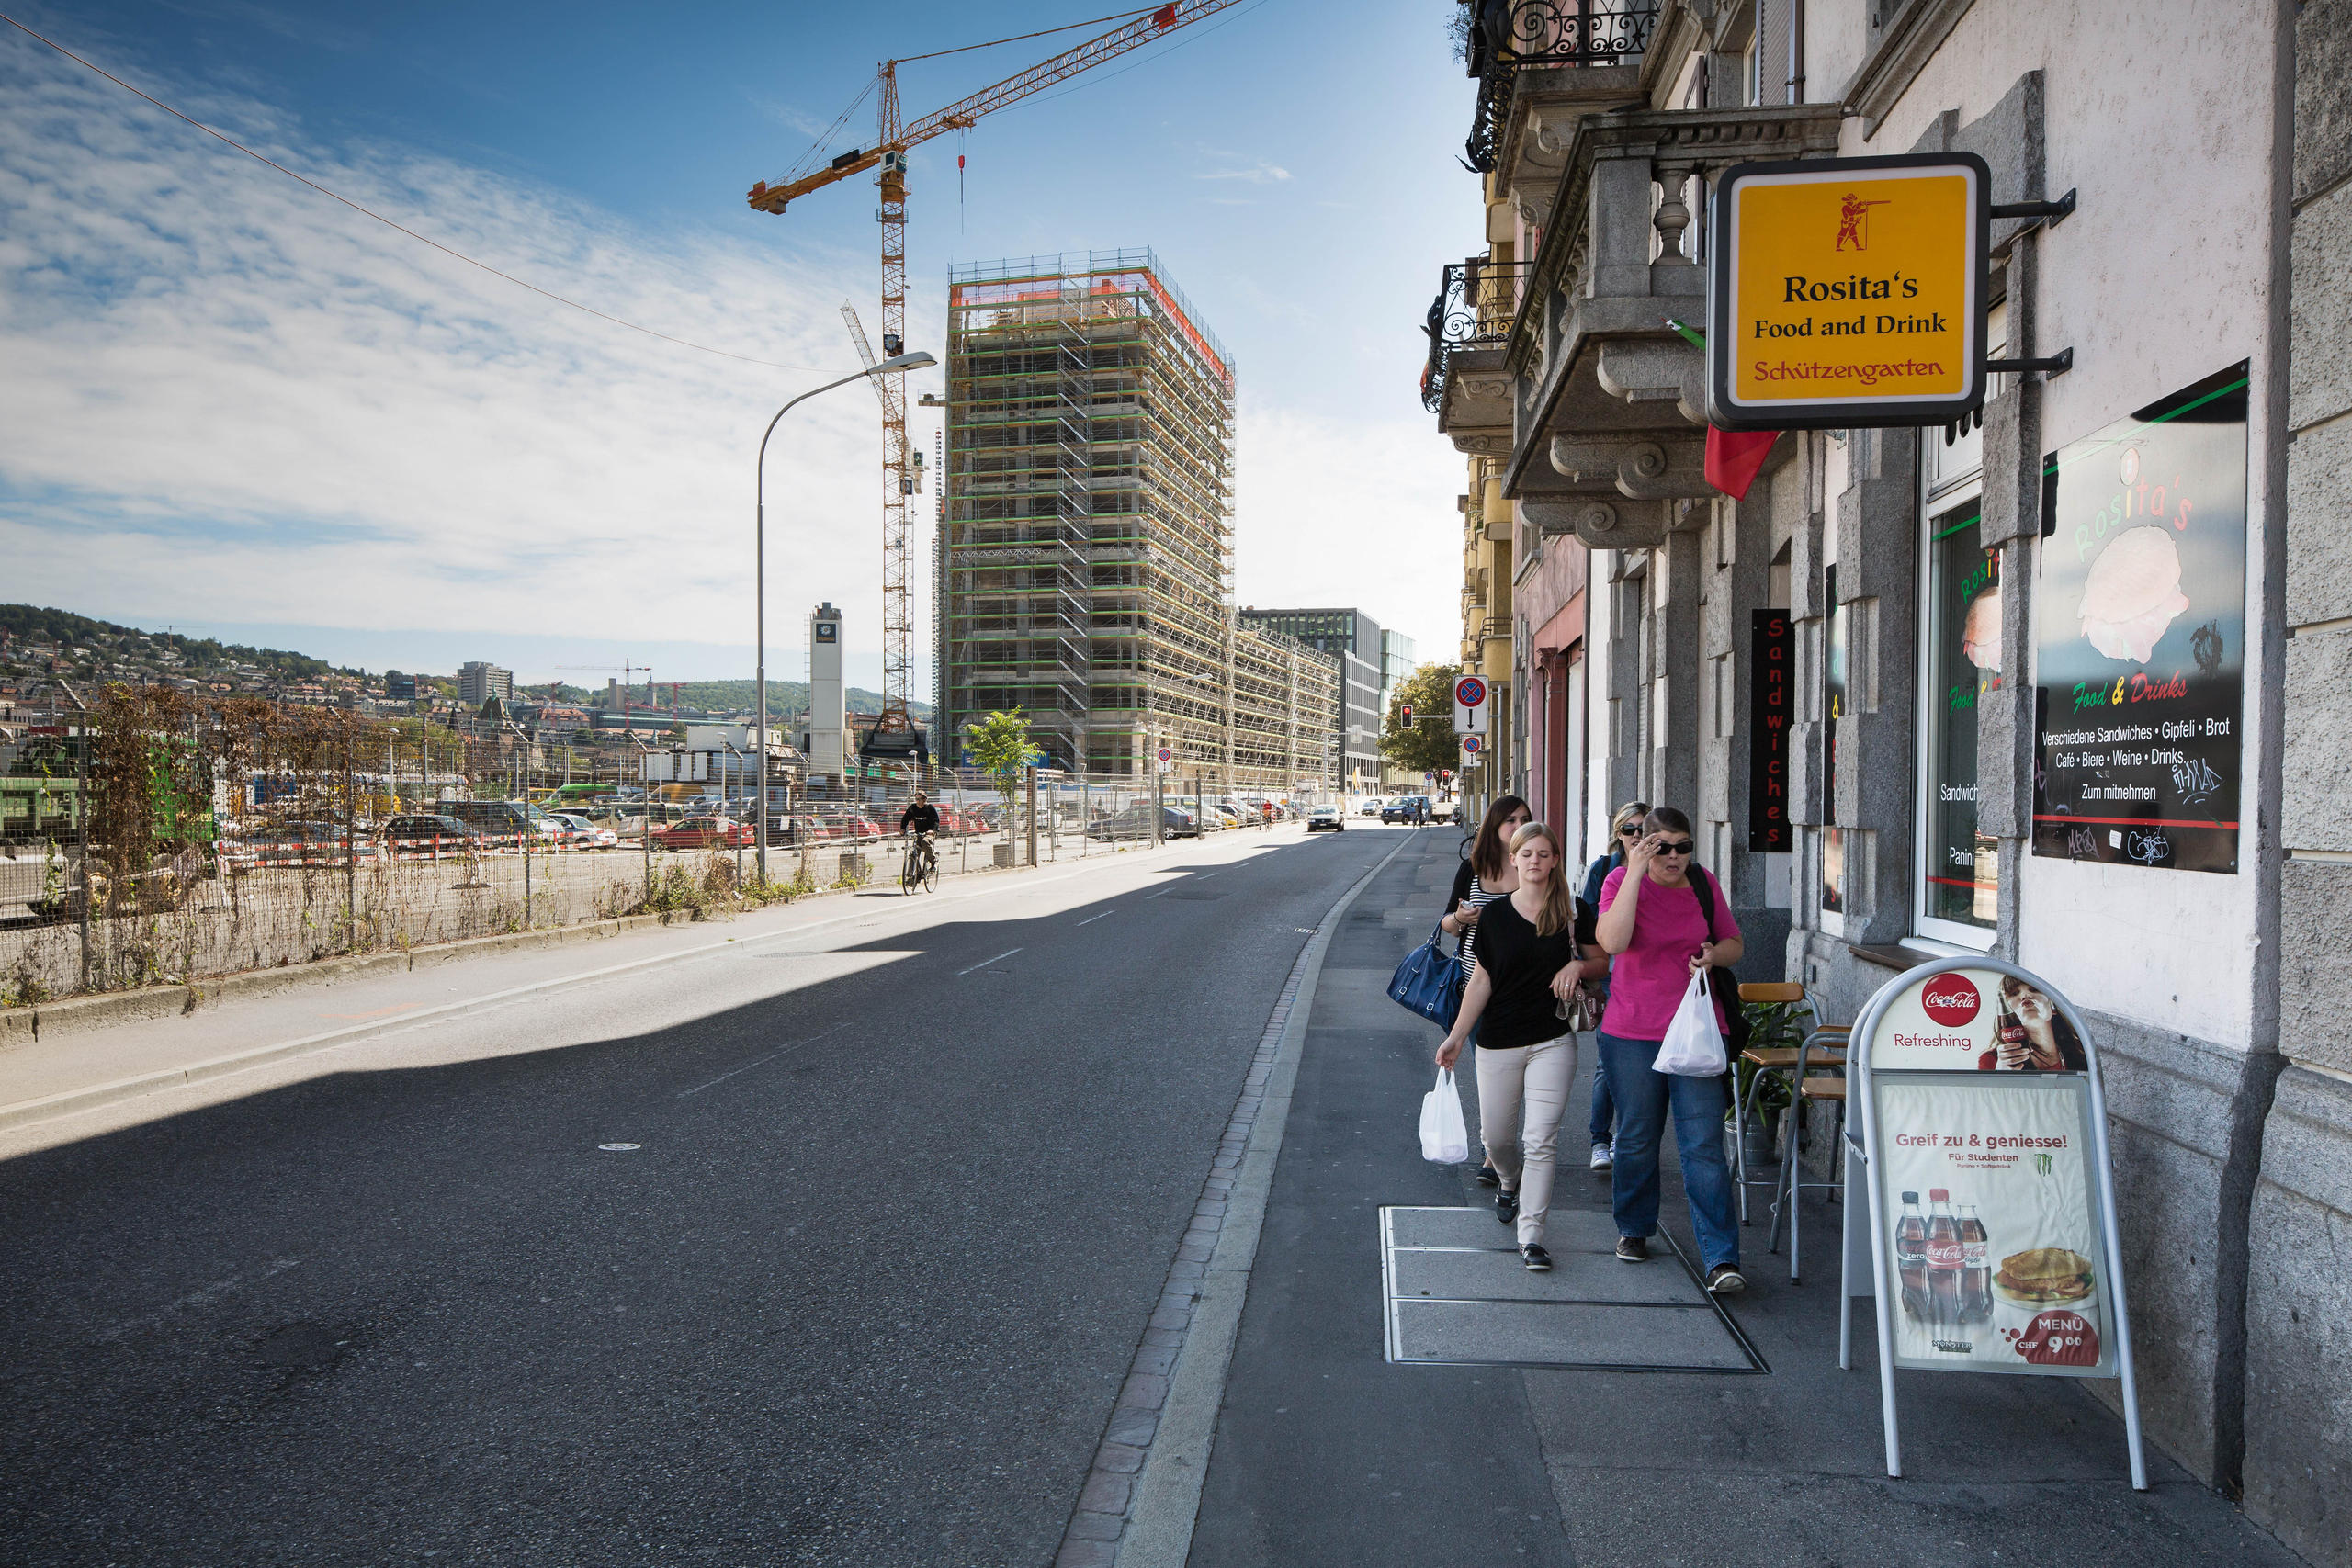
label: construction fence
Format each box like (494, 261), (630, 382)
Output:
(0, 687), (1330, 1006)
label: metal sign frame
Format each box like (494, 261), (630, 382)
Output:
(1840, 954), (2146, 1489)
(1707, 152), (1990, 432)
(1453, 674), (1489, 736)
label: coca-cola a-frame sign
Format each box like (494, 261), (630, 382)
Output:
(1840, 956), (2148, 1489)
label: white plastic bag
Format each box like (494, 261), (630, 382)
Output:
(1419, 1067), (1470, 1164)
(1655, 969), (1728, 1077)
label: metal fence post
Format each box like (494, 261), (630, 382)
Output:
(73, 690), (92, 992)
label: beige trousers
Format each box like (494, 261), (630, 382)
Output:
(1476, 1033), (1578, 1247)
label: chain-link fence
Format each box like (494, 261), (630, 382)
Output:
(0, 688), (1333, 1006)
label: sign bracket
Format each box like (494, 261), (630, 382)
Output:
(1988, 187), (2077, 229)
(1984, 346), (2074, 378)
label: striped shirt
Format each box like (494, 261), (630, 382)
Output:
(1447, 858), (1505, 976)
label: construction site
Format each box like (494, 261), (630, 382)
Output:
(937, 249), (1338, 793)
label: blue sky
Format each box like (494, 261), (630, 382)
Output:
(1, 1), (1480, 688)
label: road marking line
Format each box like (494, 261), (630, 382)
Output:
(97, 1257), (300, 1342)
(956, 947), (1023, 976)
(674, 1021), (851, 1099)
(1076, 911), (1115, 926)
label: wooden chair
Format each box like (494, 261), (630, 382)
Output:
(1727, 983), (1842, 1224)
(1767, 1017), (1849, 1282)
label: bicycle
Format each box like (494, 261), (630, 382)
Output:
(900, 830), (938, 894)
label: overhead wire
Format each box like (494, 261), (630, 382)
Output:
(0, 9), (820, 374)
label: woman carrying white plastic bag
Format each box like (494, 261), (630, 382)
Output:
(1419, 1070), (1470, 1165)
(1592, 807), (1747, 1294)
(1654, 969), (1727, 1077)
(1433, 823), (1599, 1273)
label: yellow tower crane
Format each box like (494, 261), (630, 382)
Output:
(747, 1), (1251, 750)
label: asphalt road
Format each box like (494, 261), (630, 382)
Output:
(0, 827), (1401, 1566)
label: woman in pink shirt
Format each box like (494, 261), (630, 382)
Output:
(1593, 807), (1745, 1293)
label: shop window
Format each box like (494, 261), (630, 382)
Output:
(1915, 498), (1998, 942)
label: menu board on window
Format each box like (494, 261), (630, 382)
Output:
(2032, 364), (2248, 874)
(1925, 510), (1998, 926)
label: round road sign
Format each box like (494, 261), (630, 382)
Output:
(1455, 675), (1487, 707)
(1463, 735), (1484, 754)
(1156, 745), (1173, 762)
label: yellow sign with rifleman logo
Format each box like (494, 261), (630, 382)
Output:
(1708, 152), (1988, 430)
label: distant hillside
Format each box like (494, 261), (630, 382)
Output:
(0, 604), (360, 680)
(664, 680), (929, 721)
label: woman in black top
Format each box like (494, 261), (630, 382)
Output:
(1435, 822), (1602, 1271)
(1442, 795), (1529, 1189)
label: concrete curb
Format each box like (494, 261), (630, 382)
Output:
(1052, 831), (1417, 1567)
(0, 829), (1258, 1135)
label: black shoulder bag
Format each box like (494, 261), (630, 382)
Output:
(1689, 867), (1752, 1055)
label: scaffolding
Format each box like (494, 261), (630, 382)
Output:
(942, 250), (1337, 795)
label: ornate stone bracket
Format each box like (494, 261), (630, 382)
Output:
(1550, 429), (1712, 501)
(1520, 495), (1673, 550)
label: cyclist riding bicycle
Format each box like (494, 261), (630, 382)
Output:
(899, 792), (942, 878)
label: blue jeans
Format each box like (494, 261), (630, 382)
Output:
(1589, 1060), (1616, 1145)
(1597, 1031), (1739, 1270)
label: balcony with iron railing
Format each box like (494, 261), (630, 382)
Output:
(1422, 257), (1533, 422)
(1461, 0), (1663, 175)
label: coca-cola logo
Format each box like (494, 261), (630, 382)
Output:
(1926, 1241), (1963, 1267)
(1920, 975), (1981, 1026)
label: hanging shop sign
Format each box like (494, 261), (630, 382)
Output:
(1747, 609), (1793, 851)
(1708, 152), (1989, 431)
(1843, 957), (2146, 1487)
(2031, 362), (2248, 874)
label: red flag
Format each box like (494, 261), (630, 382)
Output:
(1704, 426), (1781, 501)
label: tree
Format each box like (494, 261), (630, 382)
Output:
(1380, 662), (1462, 780)
(963, 707), (1033, 818)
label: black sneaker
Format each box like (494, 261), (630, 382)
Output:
(1521, 1244), (1554, 1272)
(1705, 1263), (1747, 1294)
(1496, 1190), (1519, 1224)
(1614, 1235), (1649, 1263)
(1476, 1165), (1501, 1189)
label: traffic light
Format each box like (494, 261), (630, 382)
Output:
(1399, 704), (1413, 728)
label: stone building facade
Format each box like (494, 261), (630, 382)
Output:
(1429, 2), (2348, 1558)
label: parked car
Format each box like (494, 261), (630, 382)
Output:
(222, 819), (373, 866)
(379, 814), (484, 851)
(1086, 803), (1198, 840)
(548, 812), (617, 849)
(1382, 795), (1432, 825)
(648, 816), (755, 851)
(1306, 805), (1345, 832)
(1358, 797), (1385, 818)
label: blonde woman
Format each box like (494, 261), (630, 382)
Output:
(1435, 823), (1601, 1271)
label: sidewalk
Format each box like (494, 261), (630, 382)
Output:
(1183, 829), (2306, 1567)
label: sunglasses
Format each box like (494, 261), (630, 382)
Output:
(1654, 840), (1695, 854)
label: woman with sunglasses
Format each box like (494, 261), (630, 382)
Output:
(1442, 795), (1531, 1189)
(1575, 801), (1649, 1173)
(1436, 822), (1600, 1271)
(1592, 806), (1746, 1294)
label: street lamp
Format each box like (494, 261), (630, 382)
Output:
(754, 350), (938, 882)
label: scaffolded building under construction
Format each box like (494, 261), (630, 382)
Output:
(938, 250), (1337, 792)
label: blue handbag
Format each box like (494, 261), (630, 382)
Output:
(1388, 919), (1465, 1029)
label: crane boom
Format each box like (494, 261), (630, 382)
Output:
(746, 1), (1250, 213)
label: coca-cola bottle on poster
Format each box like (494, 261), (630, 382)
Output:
(1895, 1191), (1929, 1319)
(1996, 1001), (2030, 1070)
(1927, 1188), (1964, 1332)
(1959, 1202), (1991, 1323)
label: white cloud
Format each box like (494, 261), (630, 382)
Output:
(1230, 399), (1460, 665)
(0, 41), (927, 681)
(1193, 158), (1291, 185)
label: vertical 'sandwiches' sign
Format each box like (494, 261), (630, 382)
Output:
(2032, 363), (2249, 874)
(1748, 609), (1793, 851)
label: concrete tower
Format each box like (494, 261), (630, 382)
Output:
(808, 602), (845, 783)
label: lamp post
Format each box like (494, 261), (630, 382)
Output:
(754, 349), (938, 883)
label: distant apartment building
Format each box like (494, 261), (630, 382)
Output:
(940, 250), (1337, 791)
(384, 672), (419, 702)
(1379, 629), (1418, 707)
(457, 660), (513, 707)
(1238, 607), (1388, 795)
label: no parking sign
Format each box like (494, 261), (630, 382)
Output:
(1452, 675), (1488, 735)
